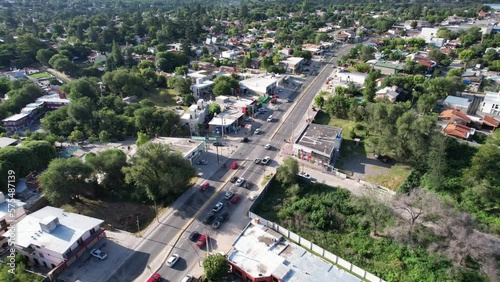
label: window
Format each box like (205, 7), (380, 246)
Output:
(39, 253), (44, 258)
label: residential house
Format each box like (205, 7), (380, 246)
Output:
(439, 109), (472, 125)
(190, 77), (215, 99)
(480, 91), (500, 115)
(4, 206), (104, 269)
(302, 44), (323, 55)
(375, 86), (400, 102)
(220, 50), (240, 60)
(0, 192), (26, 247)
(180, 99), (208, 135)
(482, 115), (500, 130)
(461, 72), (484, 92)
(372, 61), (404, 75)
(418, 28), (445, 47)
(443, 123), (475, 139)
(250, 58), (261, 69)
(335, 70), (368, 85)
(442, 96), (472, 113)
(87, 52), (109, 64)
(279, 57), (304, 74)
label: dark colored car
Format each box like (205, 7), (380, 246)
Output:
(189, 231), (201, 242)
(230, 176), (238, 183)
(203, 213), (215, 225)
(375, 154), (391, 163)
(242, 182), (251, 189)
(213, 142), (224, 147)
(241, 137), (249, 143)
(229, 195), (240, 204)
(219, 212), (229, 222)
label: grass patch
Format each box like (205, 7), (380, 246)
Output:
(144, 88), (183, 108)
(260, 173), (274, 187)
(29, 72), (52, 79)
(366, 164), (412, 190)
(61, 197), (156, 232)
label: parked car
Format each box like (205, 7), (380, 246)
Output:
(254, 158), (261, 164)
(212, 221), (221, 229)
(229, 194), (240, 204)
(249, 193), (258, 201)
(212, 202), (224, 212)
(242, 182), (252, 189)
(264, 144), (272, 150)
(213, 142), (224, 147)
(181, 275), (193, 282)
(90, 248), (107, 260)
(199, 182), (210, 191)
(196, 234), (208, 248)
(235, 177), (245, 186)
(267, 115), (273, 122)
(189, 231), (201, 242)
(147, 273), (162, 282)
(166, 254), (179, 267)
(241, 137), (250, 143)
(197, 159), (208, 165)
(230, 161), (238, 169)
(298, 172), (311, 180)
(203, 213), (215, 224)
(219, 212), (229, 222)
(230, 176), (238, 183)
(261, 156), (271, 165)
(255, 128), (261, 135)
(224, 191), (234, 200)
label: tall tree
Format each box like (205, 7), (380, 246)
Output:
(352, 190), (393, 236)
(276, 157), (299, 185)
(203, 254), (230, 282)
(111, 41), (124, 68)
(425, 133), (448, 191)
(86, 149), (127, 192)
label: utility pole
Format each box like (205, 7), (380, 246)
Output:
(136, 216), (140, 234)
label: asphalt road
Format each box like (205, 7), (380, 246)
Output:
(106, 43), (355, 282)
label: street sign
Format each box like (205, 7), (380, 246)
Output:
(191, 136), (207, 141)
(207, 137), (220, 141)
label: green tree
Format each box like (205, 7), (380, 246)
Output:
(208, 103), (221, 116)
(69, 129), (84, 144)
(123, 142), (196, 201)
(174, 66), (188, 75)
(203, 254), (230, 282)
(459, 49), (475, 68)
(111, 41), (124, 68)
(464, 144), (500, 186)
(136, 132), (149, 147)
(21, 140), (56, 170)
(276, 157), (299, 185)
(99, 130), (111, 143)
(352, 191), (392, 236)
(424, 133), (448, 191)
(36, 49), (55, 66)
(314, 95), (325, 109)
(325, 94), (352, 119)
(86, 149), (127, 192)
(39, 158), (93, 205)
(263, 41), (273, 50)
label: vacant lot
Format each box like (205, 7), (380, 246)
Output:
(29, 72), (52, 79)
(62, 197), (156, 232)
(145, 88), (184, 109)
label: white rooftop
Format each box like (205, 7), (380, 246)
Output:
(0, 137), (18, 148)
(229, 223), (361, 282)
(281, 57), (304, 66)
(2, 112), (28, 122)
(484, 91), (500, 104)
(240, 76), (279, 95)
(4, 206), (103, 254)
(0, 192), (25, 219)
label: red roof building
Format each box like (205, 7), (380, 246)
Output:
(443, 124), (474, 139)
(439, 109), (472, 125)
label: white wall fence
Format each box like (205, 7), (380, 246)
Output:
(247, 211), (385, 282)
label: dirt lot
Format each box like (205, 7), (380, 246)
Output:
(61, 197), (156, 232)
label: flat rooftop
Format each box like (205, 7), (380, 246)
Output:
(151, 137), (204, 157)
(0, 137), (18, 148)
(228, 222), (361, 282)
(296, 124), (342, 156)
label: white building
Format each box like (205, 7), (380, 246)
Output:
(239, 75), (280, 96)
(279, 57), (304, 74)
(336, 70), (368, 85)
(220, 50), (239, 60)
(191, 78), (215, 99)
(480, 91), (500, 115)
(0, 192), (26, 247)
(4, 206), (104, 269)
(375, 86), (400, 102)
(180, 99), (209, 135)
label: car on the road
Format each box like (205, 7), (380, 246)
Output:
(230, 176), (238, 183)
(147, 273), (162, 282)
(166, 254), (179, 267)
(230, 161), (238, 169)
(181, 274), (193, 282)
(203, 213), (215, 224)
(219, 212), (229, 222)
(254, 158), (261, 164)
(212, 202), (224, 212)
(212, 221), (221, 229)
(189, 231), (201, 242)
(224, 191), (234, 200)
(254, 128), (261, 135)
(199, 182), (210, 191)
(257, 108), (267, 112)
(261, 156), (271, 165)
(298, 172), (312, 180)
(90, 248), (107, 260)
(196, 159), (208, 165)
(242, 181), (252, 189)
(213, 142), (224, 147)
(196, 234), (208, 248)
(229, 194), (240, 204)
(267, 115), (273, 122)
(264, 144), (272, 150)
(249, 193), (258, 201)
(235, 177), (245, 186)
(241, 137), (250, 143)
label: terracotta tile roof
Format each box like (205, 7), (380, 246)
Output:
(484, 115), (500, 128)
(444, 124), (471, 139)
(415, 58), (433, 68)
(439, 109), (472, 123)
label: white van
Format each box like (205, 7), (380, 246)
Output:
(267, 115), (273, 122)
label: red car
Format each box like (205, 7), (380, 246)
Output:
(200, 182), (210, 191)
(196, 234), (209, 248)
(229, 194), (240, 204)
(230, 162), (238, 169)
(147, 273), (161, 282)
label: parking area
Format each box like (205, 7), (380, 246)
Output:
(58, 229), (141, 282)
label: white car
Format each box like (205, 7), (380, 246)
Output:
(255, 128), (261, 135)
(90, 248), (107, 260)
(249, 193), (258, 201)
(264, 144), (272, 150)
(166, 254), (179, 267)
(224, 191), (234, 200)
(261, 156), (271, 165)
(181, 274), (193, 282)
(212, 202), (224, 212)
(235, 177), (245, 186)
(267, 115), (273, 122)
(299, 172), (312, 180)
